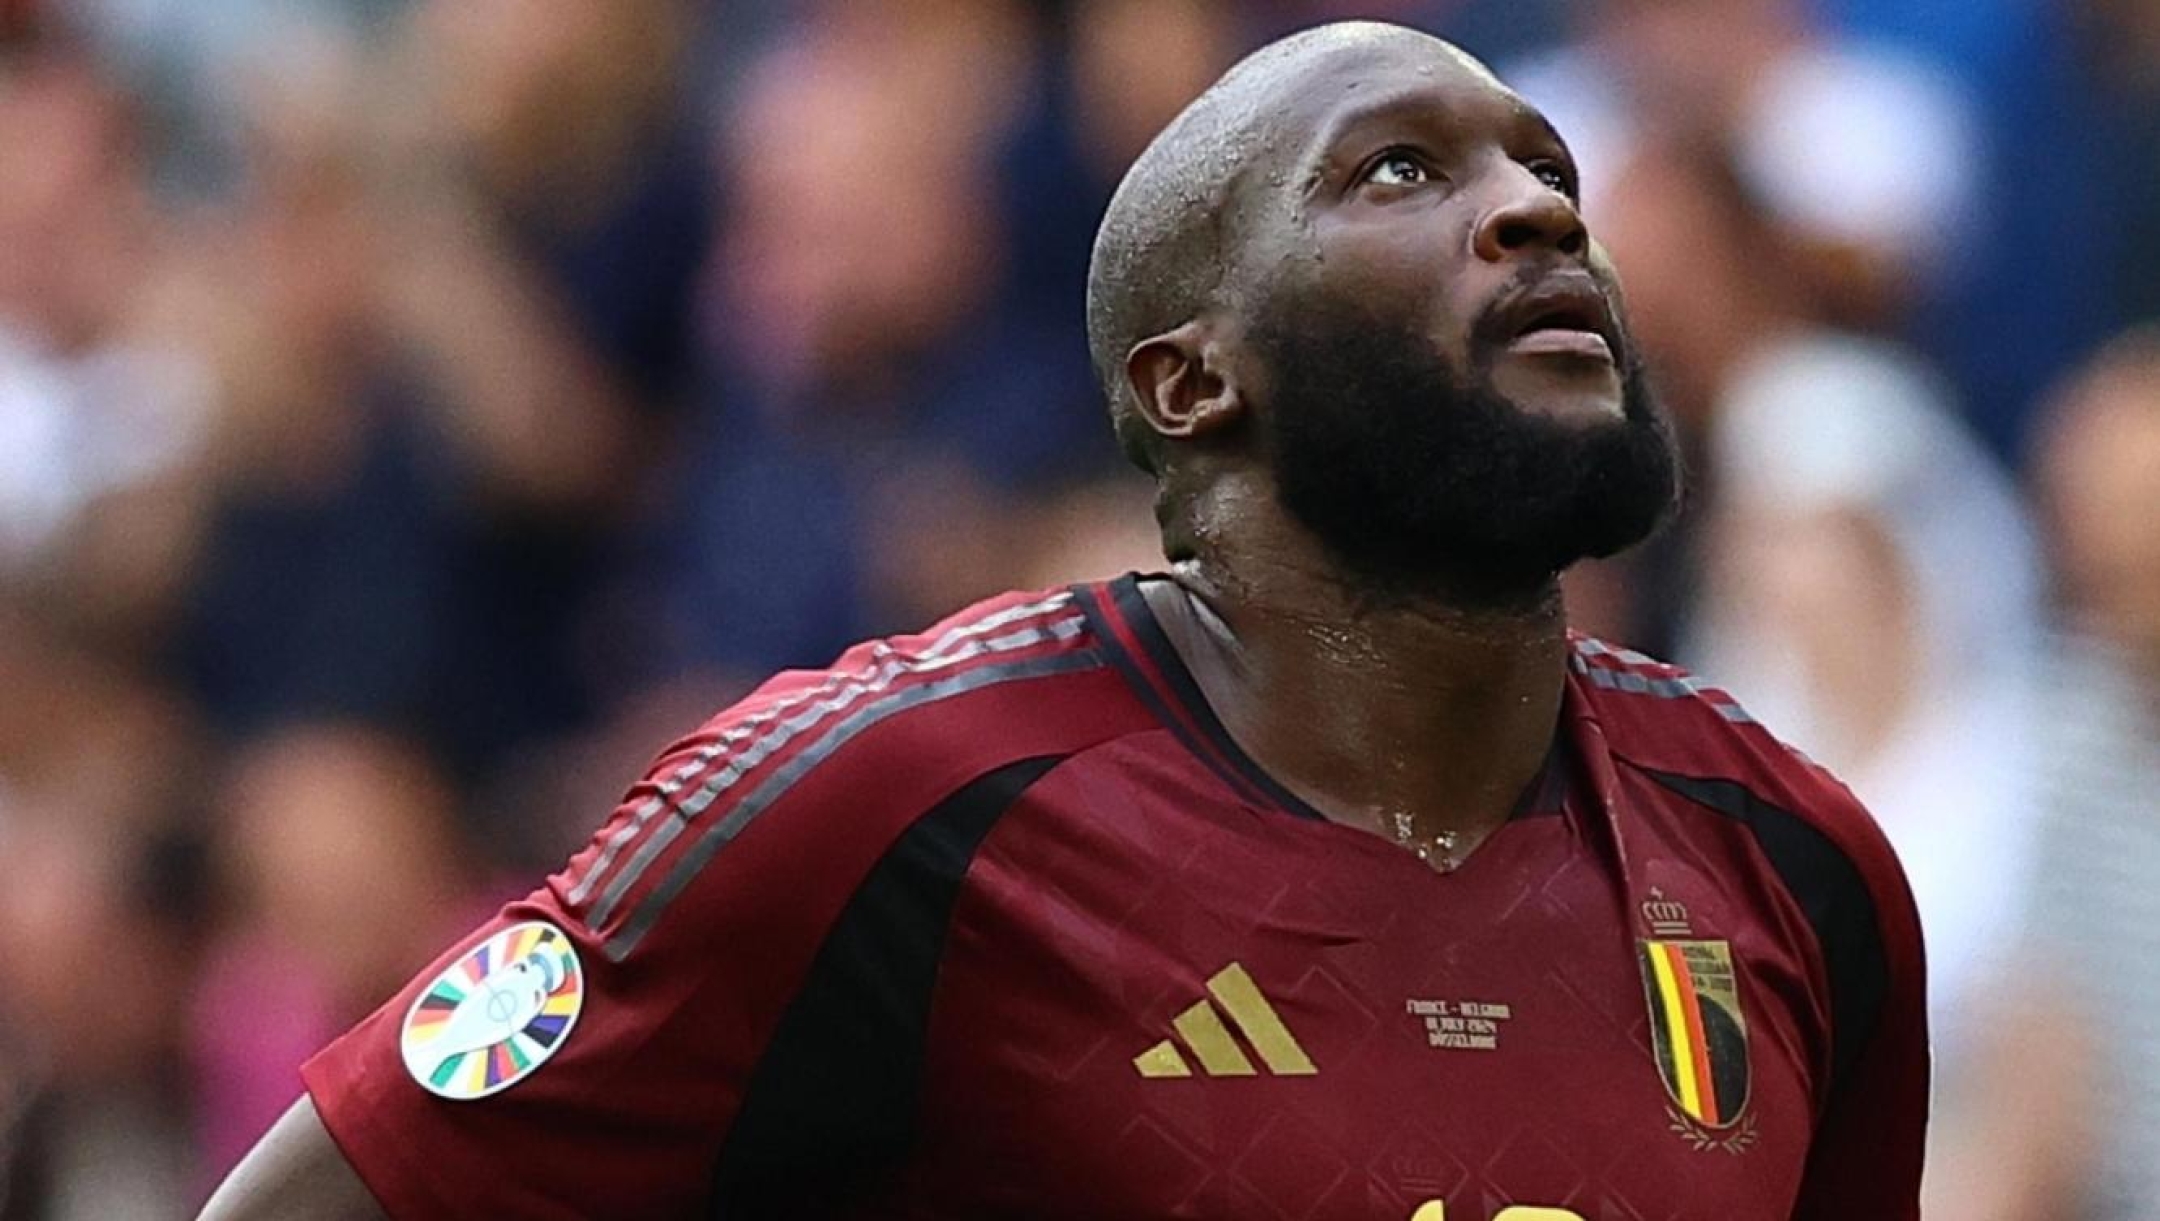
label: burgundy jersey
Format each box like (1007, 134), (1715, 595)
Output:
(304, 576), (1927, 1221)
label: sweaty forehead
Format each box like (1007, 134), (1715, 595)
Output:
(1238, 32), (1531, 172)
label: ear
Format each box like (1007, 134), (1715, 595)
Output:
(1123, 320), (1247, 446)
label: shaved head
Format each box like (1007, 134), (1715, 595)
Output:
(1085, 20), (1676, 600)
(1086, 23), (1474, 473)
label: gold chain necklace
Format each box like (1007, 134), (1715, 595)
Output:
(1390, 811), (1463, 873)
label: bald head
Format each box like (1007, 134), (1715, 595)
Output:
(1083, 22), (1672, 595)
(1086, 22), (1483, 474)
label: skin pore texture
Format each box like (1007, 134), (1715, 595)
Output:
(1087, 22), (1679, 864)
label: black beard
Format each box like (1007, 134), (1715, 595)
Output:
(1256, 293), (1681, 610)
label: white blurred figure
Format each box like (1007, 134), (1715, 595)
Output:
(1508, 0), (1981, 327)
(1964, 327), (2160, 1221)
(0, 50), (209, 635)
(1681, 334), (2047, 1216)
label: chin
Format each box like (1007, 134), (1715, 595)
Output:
(1520, 390), (1628, 429)
(1490, 366), (1627, 429)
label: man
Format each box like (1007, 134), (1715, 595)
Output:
(202, 21), (1926, 1221)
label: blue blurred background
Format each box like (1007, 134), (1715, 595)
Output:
(3, 1), (2159, 1216)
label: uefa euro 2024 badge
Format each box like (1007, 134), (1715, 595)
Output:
(400, 921), (584, 1100)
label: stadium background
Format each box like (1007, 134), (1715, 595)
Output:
(3, 0), (2159, 1216)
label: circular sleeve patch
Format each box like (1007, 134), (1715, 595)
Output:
(399, 921), (584, 1100)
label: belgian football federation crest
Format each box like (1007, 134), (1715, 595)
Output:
(401, 921), (584, 1100)
(1638, 937), (1753, 1148)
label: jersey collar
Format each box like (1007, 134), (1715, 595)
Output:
(1075, 573), (1572, 828)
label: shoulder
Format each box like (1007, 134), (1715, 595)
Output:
(706, 585), (1113, 766)
(554, 586), (1145, 958)
(1569, 634), (1925, 1088)
(673, 585), (1121, 792)
(294, 590), (1152, 1218)
(1567, 633), (1885, 863)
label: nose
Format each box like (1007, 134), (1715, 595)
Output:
(1472, 166), (1588, 263)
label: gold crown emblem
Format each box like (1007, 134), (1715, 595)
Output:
(1641, 889), (1691, 929)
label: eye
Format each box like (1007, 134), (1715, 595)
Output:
(1361, 149), (1433, 189)
(1529, 159), (1577, 198)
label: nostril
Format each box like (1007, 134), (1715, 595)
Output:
(1492, 214), (1585, 254)
(1481, 203), (1590, 258)
(1496, 219), (1542, 250)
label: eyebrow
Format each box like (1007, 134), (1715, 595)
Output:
(1304, 88), (1453, 160)
(1525, 108), (1575, 163)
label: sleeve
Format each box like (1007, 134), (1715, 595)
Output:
(297, 654), (1036, 1220)
(1787, 793), (1932, 1221)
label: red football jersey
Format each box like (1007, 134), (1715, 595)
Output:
(303, 576), (1928, 1220)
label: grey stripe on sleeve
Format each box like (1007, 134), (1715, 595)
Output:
(566, 593), (1074, 908)
(603, 646), (1101, 962)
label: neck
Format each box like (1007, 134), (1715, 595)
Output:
(1148, 482), (1571, 856)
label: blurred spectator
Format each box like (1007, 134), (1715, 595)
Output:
(0, 818), (205, 1221)
(1067, 0), (1238, 187)
(1950, 328), (2160, 1221)
(1824, 0), (2127, 460)
(0, 538), (208, 1221)
(2044, 332), (2160, 668)
(653, 0), (1177, 686)
(187, 725), (481, 1184)
(1496, 0), (2133, 467)
(2075, 0), (2160, 327)
(1509, 0), (1982, 332)
(167, 0), (713, 792)
(52, 0), (364, 196)
(0, 46), (212, 648)
(1236, 0), (1566, 64)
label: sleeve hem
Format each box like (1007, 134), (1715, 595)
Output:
(302, 1057), (518, 1221)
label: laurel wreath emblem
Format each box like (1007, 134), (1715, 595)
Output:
(1667, 1106), (1759, 1155)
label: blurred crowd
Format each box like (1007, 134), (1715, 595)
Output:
(1, 0), (2158, 1217)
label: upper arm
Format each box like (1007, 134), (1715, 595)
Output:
(288, 617), (1101, 1218)
(1788, 791), (1932, 1221)
(293, 720), (950, 1218)
(198, 1097), (386, 1221)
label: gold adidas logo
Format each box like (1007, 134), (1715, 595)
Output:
(1133, 963), (1317, 1078)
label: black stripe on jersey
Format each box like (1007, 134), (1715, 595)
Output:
(1092, 576), (1330, 822)
(708, 753), (1066, 1217)
(1077, 580), (1285, 816)
(1073, 582), (1207, 771)
(1631, 766), (1888, 1099)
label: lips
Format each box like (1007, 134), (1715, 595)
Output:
(1495, 275), (1619, 363)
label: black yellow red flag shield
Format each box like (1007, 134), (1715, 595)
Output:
(1638, 939), (1750, 1128)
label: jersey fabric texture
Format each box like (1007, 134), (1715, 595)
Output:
(302, 576), (1929, 1221)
